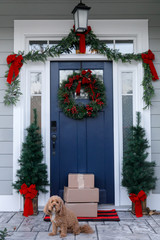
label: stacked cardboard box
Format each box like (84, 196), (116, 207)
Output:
(64, 173), (99, 217)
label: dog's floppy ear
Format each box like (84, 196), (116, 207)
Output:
(59, 198), (66, 216)
(43, 201), (49, 214)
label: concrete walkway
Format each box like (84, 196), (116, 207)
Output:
(1, 211), (160, 240)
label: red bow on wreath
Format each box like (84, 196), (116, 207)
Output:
(141, 50), (159, 81)
(19, 183), (38, 217)
(129, 190), (147, 218)
(6, 54), (23, 84)
(76, 69), (95, 98)
(74, 26), (91, 54)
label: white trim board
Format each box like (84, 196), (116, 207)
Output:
(0, 19), (153, 211)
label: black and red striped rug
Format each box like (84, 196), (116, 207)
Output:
(44, 209), (120, 222)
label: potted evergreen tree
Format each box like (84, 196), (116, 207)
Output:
(13, 109), (49, 215)
(122, 112), (157, 215)
(0, 228), (8, 240)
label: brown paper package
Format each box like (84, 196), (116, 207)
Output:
(64, 187), (99, 203)
(68, 173), (94, 188)
(65, 202), (98, 217)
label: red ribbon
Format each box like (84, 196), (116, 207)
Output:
(129, 190), (147, 217)
(75, 69), (95, 98)
(19, 183), (38, 217)
(141, 50), (159, 81)
(6, 54), (23, 84)
(89, 82), (95, 99)
(75, 26), (91, 53)
(76, 81), (82, 95)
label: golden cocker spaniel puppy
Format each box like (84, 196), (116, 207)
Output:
(44, 195), (94, 238)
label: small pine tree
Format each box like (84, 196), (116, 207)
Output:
(0, 228), (8, 240)
(122, 112), (157, 195)
(13, 109), (49, 193)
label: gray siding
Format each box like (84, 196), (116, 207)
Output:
(151, 59), (160, 193)
(0, 0), (160, 194)
(0, 24), (13, 194)
(150, 18), (160, 192)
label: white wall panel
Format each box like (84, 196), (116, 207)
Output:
(151, 89), (160, 102)
(152, 153), (160, 167)
(0, 103), (13, 115)
(0, 181), (12, 195)
(0, 40), (13, 52)
(0, 142), (13, 154)
(0, 53), (10, 65)
(0, 129), (13, 141)
(0, 28), (14, 40)
(0, 168), (13, 181)
(0, 90), (5, 103)
(0, 116), (13, 128)
(151, 115), (160, 128)
(152, 167), (160, 194)
(0, 155), (13, 167)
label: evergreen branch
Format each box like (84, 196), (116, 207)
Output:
(0, 228), (8, 240)
(142, 63), (155, 109)
(4, 78), (22, 106)
(3, 27), (156, 107)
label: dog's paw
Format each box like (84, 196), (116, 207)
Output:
(48, 232), (57, 236)
(73, 231), (80, 235)
(60, 233), (67, 238)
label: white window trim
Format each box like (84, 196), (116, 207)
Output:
(0, 19), (153, 211)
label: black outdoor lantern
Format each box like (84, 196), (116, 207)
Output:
(72, 0), (91, 33)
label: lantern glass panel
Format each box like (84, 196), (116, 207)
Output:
(74, 11), (78, 31)
(78, 9), (88, 30)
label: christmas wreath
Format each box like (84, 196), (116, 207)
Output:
(58, 69), (106, 120)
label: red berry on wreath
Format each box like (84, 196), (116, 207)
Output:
(82, 70), (87, 75)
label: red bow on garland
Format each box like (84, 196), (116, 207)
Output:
(19, 183), (38, 217)
(141, 50), (159, 81)
(129, 190), (147, 218)
(74, 26), (92, 54)
(6, 54), (23, 84)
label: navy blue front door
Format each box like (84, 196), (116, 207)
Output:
(50, 61), (114, 204)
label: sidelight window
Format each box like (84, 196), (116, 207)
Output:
(121, 72), (133, 153)
(30, 72), (42, 130)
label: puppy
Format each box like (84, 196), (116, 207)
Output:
(44, 195), (94, 238)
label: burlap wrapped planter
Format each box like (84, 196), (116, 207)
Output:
(23, 195), (39, 216)
(32, 195), (38, 215)
(131, 199), (148, 215)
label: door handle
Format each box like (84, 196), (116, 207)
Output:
(51, 134), (57, 155)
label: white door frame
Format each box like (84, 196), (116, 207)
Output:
(0, 19), (150, 211)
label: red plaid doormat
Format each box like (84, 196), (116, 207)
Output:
(44, 209), (120, 222)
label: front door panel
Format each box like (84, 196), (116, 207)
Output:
(50, 61), (114, 204)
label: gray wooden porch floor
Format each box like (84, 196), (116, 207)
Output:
(1, 211), (160, 239)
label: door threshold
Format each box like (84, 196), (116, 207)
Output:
(98, 204), (131, 211)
